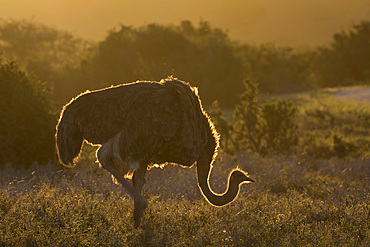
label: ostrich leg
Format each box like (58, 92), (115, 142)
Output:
(132, 163), (148, 228)
(97, 146), (147, 228)
(132, 163), (147, 192)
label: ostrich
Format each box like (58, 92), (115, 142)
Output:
(56, 77), (254, 228)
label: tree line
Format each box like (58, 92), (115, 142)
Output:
(1, 19), (369, 107)
(0, 19), (369, 166)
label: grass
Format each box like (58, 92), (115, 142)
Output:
(0, 155), (369, 246)
(1, 87), (369, 246)
(295, 88), (369, 159)
(259, 86), (370, 159)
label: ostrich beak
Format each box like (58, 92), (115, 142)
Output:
(244, 177), (255, 183)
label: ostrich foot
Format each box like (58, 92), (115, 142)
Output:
(134, 197), (148, 228)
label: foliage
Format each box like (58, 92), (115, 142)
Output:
(210, 83), (369, 159)
(0, 60), (56, 166)
(208, 100), (233, 153)
(233, 81), (298, 155)
(0, 19), (93, 101)
(75, 21), (245, 107)
(0, 17), (369, 247)
(0, 18), (369, 167)
(262, 99), (298, 153)
(1, 19), (369, 107)
(0, 19), (90, 67)
(314, 21), (370, 86)
(239, 43), (315, 94)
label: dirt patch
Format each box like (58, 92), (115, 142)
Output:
(334, 88), (370, 104)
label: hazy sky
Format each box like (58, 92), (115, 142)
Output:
(1, 0), (370, 46)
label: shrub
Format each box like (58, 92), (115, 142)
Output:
(233, 80), (298, 154)
(262, 99), (298, 153)
(208, 100), (233, 153)
(0, 60), (56, 167)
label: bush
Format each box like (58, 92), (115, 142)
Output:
(208, 100), (233, 153)
(262, 99), (298, 153)
(0, 60), (56, 166)
(232, 81), (298, 154)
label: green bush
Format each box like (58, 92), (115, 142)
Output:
(0, 60), (56, 166)
(262, 99), (298, 153)
(233, 81), (298, 154)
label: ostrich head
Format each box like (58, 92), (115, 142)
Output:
(230, 169), (255, 184)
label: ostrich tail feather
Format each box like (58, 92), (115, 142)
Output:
(56, 115), (84, 167)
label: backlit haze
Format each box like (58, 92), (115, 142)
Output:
(1, 0), (370, 46)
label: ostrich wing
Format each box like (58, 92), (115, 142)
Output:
(117, 82), (205, 166)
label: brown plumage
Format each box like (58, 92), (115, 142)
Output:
(56, 77), (254, 228)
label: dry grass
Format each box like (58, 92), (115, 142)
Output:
(1, 152), (369, 246)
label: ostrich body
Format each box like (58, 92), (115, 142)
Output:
(56, 77), (254, 228)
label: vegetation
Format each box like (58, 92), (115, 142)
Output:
(0, 19), (92, 100)
(1, 19), (369, 105)
(210, 85), (369, 159)
(1, 86), (368, 245)
(0, 60), (56, 166)
(292, 88), (369, 159)
(315, 21), (370, 87)
(237, 44), (315, 94)
(0, 18), (369, 246)
(60, 21), (245, 107)
(231, 81), (298, 155)
(0, 148), (369, 246)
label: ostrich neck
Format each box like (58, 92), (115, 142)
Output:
(196, 158), (240, 207)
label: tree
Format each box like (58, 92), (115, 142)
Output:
(238, 43), (314, 94)
(0, 59), (56, 166)
(315, 20), (370, 86)
(0, 19), (93, 101)
(80, 21), (245, 107)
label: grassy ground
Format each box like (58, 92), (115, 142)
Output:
(1, 155), (369, 246)
(1, 87), (369, 246)
(261, 87), (370, 159)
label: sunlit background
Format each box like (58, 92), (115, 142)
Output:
(1, 1), (370, 245)
(1, 0), (370, 46)
(0, 0), (369, 169)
